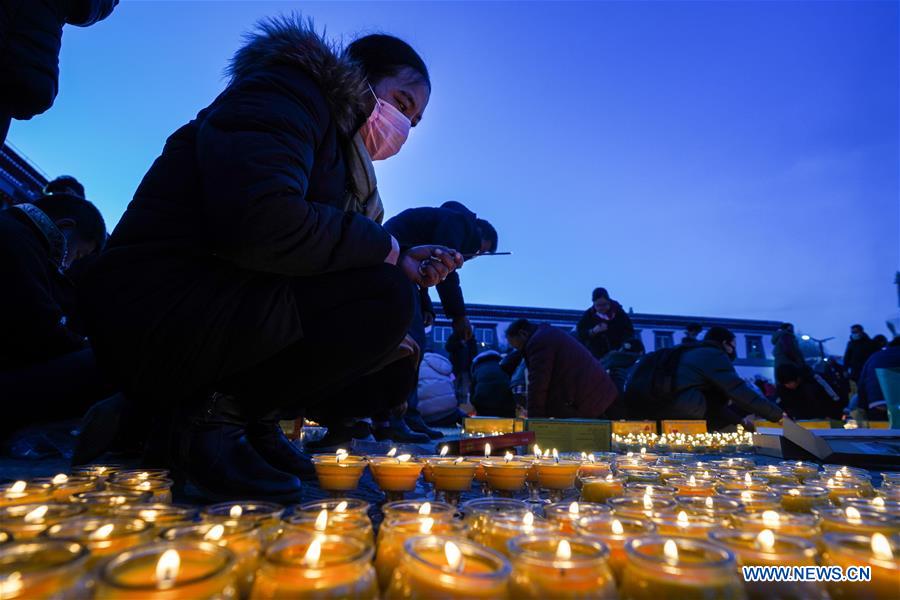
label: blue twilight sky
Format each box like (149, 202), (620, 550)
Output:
(7, 0), (899, 353)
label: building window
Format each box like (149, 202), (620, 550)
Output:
(432, 326), (452, 345)
(474, 327), (495, 347)
(654, 331), (674, 350)
(746, 335), (765, 359)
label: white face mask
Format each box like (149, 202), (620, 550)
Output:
(360, 84), (411, 160)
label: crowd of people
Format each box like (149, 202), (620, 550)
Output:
(1, 4), (897, 502)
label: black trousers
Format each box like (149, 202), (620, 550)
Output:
(218, 264), (415, 418)
(0, 348), (112, 440)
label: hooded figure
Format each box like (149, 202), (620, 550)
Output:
(576, 287), (635, 359)
(0, 0), (118, 143)
(80, 17), (447, 501)
(470, 350), (515, 417)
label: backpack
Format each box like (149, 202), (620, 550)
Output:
(623, 345), (702, 418)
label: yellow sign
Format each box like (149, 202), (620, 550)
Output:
(660, 420), (707, 435)
(611, 421), (657, 435)
(463, 417), (524, 435)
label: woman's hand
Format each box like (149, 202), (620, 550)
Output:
(399, 246), (463, 287)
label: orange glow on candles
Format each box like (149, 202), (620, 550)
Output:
(155, 549), (180, 589)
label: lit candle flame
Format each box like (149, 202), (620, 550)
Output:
(676, 511), (689, 527)
(9, 481), (26, 493)
(24, 505), (49, 523)
(605, 474), (614, 482)
(204, 524), (225, 541)
(484, 443), (491, 458)
(0, 572), (23, 598)
(523, 511), (535, 532)
(873, 497), (885, 507)
(580, 452), (588, 461)
(789, 489), (800, 496)
(568, 502), (579, 515)
(688, 475), (696, 486)
(705, 496), (714, 509)
(155, 549), (181, 589)
(138, 481), (152, 491)
(756, 529), (776, 552)
(533, 444), (541, 458)
(336, 449), (348, 464)
(552, 448), (559, 463)
(440, 445), (449, 457)
(315, 509), (329, 532)
(871, 533), (893, 561)
(418, 502), (432, 516)
(453, 457), (464, 464)
(588, 454), (596, 464)
(543, 449), (550, 458)
(445, 540), (464, 572)
(845, 506), (862, 524)
(419, 517), (434, 534)
(663, 539), (679, 563)
(387, 448), (397, 458)
(504, 452), (514, 463)
(556, 539), (572, 560)
(229, 505), (243, 518)
(827, 478), (835, 487)
(646, 485), (654, 496)
(303, 539), (322, 567)
(611, 519), (624, 535)
(334, 501), (348, 513)
(640, 447), (646, 454)
(397, 454), (412, 463)
(89, 523), (115, 540)
(51, 474), (69, 485)
(643, 494), (653, 511)
(744, 473), (752, 486)
(137, 472), (151, 480)
(740, 491), (753, 503)
(762, 511), (781, 528)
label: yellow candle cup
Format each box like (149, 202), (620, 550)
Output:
(311, 453), (368, 492)
(482, 459), (530, 493)
(107, 477), (174, 504)
(461, 498), (529, 547)
(96, 540), (237, 599)
(375, 517), (466, 591)
(543, 501), (611, 534)
(430, 460), (478, 492)
(609, 496), (677, 520)
(507, 534), (617, 599)
(731, 510), (820, 537)
(0, 540), (89, 598)
(0, 481), (53, 508)
(675, 496), (743, 518)
(70, 464), (125, 480)
(44, 516), (155, 566)
(386, 535), (511, 599)
(0, 503), (86, 540)
(709, 530), (827, 600)
(482, 513), (556, 557)
(70, 490), (154, 514)
(652, 511), (730, 540)
(816, 507), (900, 537)
(580, 475), (625, 503)
(821, 532), (899, 600)
(534, 460), (581, 491)
(111, 503), (199, 527)
(282, 510), (374, 548)
(624, 482), (679, 498)
(251, 532), (376, 599)
(574, 514), (657, 581)
(202, 501), (284, 543)
(368, 456), (424, 493)
(161, 521), (262, 597)
(296, 498), (371, 521)
(30, 475), (101, 502)
(621, 536), (745, 599)
(771, 484), (830, 513)
(717, 489), (781, 513)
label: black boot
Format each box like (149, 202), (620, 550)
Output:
(246, 421), (317, 481)
(374, 416), (430, 444)
(175, 393), (302, 503)
(405, 413), (444, 439)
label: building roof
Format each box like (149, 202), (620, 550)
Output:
(0, 143), (47, 206)
(433, 302), (782, 333)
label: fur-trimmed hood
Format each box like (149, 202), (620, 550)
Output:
(227, 15), (367, 136)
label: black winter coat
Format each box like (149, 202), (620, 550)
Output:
(81, 20), (392, 398)
(0, 206), (85, 369)
(471, 354), (514, 418)
(384, 201), (483, 319)
(576, 301), (635, 359)
(843, 335), (877, 382)
(0, 0), (117, 143)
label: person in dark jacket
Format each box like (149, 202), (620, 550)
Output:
(681, 323), (703, 346)
(470, 350), (515, 417)
(381, 200), (497, 439)
(601, 337), (645, 397)
(775, 364), (845, 420)
(0, 194), (109, 440)
(0, 0), (118, 144)
(855, 336), (900, 419)
(505, 319), (620, 419)
(843, 324), (878, 382)
(446, 331), (478, 403)
(772, 323), (806, 371)
(576, 287), (635, 359)
(44, 175), (86, 198)
(667, 327), (784, 430)
(80, 18), (461, 501)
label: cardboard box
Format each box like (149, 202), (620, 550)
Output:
(782, 418), (900, 469)
(463, 417), (524, 435)
(612, 421), (657, 435)
(660, 420), (707, 435)
(450, 431), (536, 456)
(525, 419), (611, 452)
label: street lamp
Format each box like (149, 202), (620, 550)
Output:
(802, 334), (834, 361)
